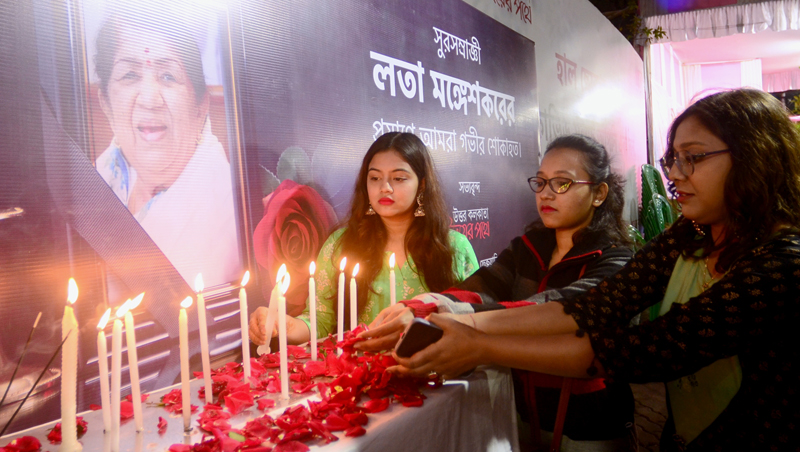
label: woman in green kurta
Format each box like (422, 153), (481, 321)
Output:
(299, 227), (477, 338)
(249, 132), (477, 345)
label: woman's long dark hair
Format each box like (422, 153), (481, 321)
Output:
(336, 132), (456, 320)
(528, 134), (630, 247)
(665, 89), (800, 271)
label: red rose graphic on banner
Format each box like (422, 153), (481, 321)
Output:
(254, 179), (337, 316)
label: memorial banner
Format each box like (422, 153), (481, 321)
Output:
(0, 0), (538, 432)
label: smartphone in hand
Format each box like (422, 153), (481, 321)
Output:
(395, 318), (444, 358)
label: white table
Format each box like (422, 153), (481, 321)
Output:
(2, 366), (518, 452)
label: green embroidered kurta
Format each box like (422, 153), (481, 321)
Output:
(298, 228), (478, 338)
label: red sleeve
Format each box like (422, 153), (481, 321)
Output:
(498, 301), (538, 309)
(399, 300), (438, 318)
(440, 288), (483, 304)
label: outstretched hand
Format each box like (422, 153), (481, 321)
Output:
(388, 313), (483, 379)
(355, 303), (415, 352)
(248, 306), (275, 346)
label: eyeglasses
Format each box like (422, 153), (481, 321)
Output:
(528, 177), (596, 194)
(659, 149), (730, 176)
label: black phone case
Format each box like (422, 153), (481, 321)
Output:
(395, 318), (444, 358)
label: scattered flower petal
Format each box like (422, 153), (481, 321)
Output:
(157, 417), (168, 434)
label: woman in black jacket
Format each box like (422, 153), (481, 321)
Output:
(360, 134), (636, 450)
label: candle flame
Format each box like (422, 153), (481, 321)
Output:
(339, 257), (347, 272)
(276, 263), (287, 284)
(279, 272), (291, 295)
(389, 253), (396, 269)
(67, 278), (79, 305)
(180, 296), (193, 309)
(352, 263), (360, 277)
(194, 274), (204, 293)
(129, 292), (145, 310)
(241, 271), (250, 287)
(97, 308), (111, 330)
(116, 300), (131, 318)
(309, 261), (316, 275)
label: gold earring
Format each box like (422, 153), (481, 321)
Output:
(692, 220), (706, 236)
(366, 204), (376, 215)
(414, 193), (425, 217)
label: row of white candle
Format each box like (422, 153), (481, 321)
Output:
(60, 251), (399, 448)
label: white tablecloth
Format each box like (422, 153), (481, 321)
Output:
(2, 366), (518, 452)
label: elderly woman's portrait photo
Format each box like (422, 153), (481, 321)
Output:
(84, 1), (242, 289)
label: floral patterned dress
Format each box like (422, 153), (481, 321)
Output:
(560, 219), (800, 451)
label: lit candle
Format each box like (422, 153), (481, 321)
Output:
(61, 279), (81, 452)
(258, 264), (287, 356)
(308, 262), (317, 361)
(111, 302), (126, 452)
(389, 253), (397, 306)
(337, 257), (347, 349)
(178, 296), (192, 431)
(350, 263), (360, 330)
(194, 274), (212, 403)
(277, 272), (291, 399)
(238, 271), (251, 381)
(96, 308), (112, 434)
(123, 293), (145, 432)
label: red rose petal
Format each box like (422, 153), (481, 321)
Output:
(291, 382), (316, 394)
(344, 425), (366, 437)
(257, 398), (276, 411)
(157, 417), (168, 434)
(168, 444), (191, 452)
(302, 360), (326, 378)
(250, 359), (267, 377)
(272, 441), (309, 452)
(224, 391), (255, 415)
(286, 345), (311, 359)
(323, 414), (350, 432)
(89, 404), (102, 411)
(120, 401), (134, 420)
(279, 427), (312, 444)
(76, 417), (88, 437)
(5, 436), (42, 452)
(344, 412), (368, 426)
(46, 424), (61, 444)
(400, 397), (424, 407)
(266, 378), (281, 393)
(363, 398), (390, 413)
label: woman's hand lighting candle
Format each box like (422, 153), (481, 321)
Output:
(258, 264), (287, 356)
